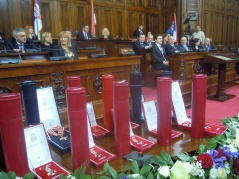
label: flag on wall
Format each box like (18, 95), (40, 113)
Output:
(90, 0), (96, 36)
(34, 0), (42, 39)
(173, 13), (178, 43)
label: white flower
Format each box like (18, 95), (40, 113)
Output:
(190, 162), (205, 178)
(225, 144), (238, 153)
(128, 174), (144, 179)
(169, 161), (192, 179)
(209, 166), (227, 179)
(157, 165), (170, 177)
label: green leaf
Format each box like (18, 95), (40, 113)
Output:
(139, 165), (151, 176)
(96, 176), (112, 179)
(103, 162), (118, 179)
(153, 151), (174, 166)
(7, 171), (16, 179)
(147, 172), (155, 179)
(0, 171), (9, 179)
(23, 172), (35, 179)
(175, 153), (192, 162)
(131, 160), (139, 174)
(197, 144), (206, 154)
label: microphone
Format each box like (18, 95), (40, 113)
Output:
(0, 52), (22, 65)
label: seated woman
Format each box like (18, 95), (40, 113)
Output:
(25, 25), (38, 40)
(192, 38), (205, 52)
(40, 32), (54, 51)
(52, 31), (78, 60)
(162, 34), (169, 46)
(99, 28), (112, 40)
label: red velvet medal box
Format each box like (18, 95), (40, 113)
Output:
(142, 100), (183, 141)
(171, 81), (227, 137)
(89, 145), (117, 168)
(130, 135), (156, 152)
(87, 118), (117, 168)
(87, 102), (111, 139)
(36, 87), (71, 153)
(24, 124), (70, 179)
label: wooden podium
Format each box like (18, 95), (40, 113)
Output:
(204, 53), (239, 101)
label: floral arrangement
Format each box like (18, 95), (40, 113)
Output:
(2, 115), (239, 179)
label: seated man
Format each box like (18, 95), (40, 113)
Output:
(146, 34), (154, 46)
(151, 34), (170, 71)
(202, 37), (215, 51)
(165, 36), (180, 56)
(4, 27), (35, 53)
(178, 36), (192, 52)
(132, 33), (151, 53)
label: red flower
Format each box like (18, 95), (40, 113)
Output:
(216, 149), (230, 162)
(233, 159), (239, 176)
(195, 154), (213, 169)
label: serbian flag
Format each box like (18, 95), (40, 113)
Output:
(34, 0), (42, 39)
(90, 0), (96, 37)
(173, 13), (178, 44)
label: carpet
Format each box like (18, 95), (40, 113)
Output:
(142, 85), (239, 125)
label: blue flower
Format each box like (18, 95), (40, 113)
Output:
(220, 146), (239, 158)
(209, 150), (227, 169)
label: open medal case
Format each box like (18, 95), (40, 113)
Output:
(87, 117), (117, 167)
(24, 124), (70, 179)
(172, 81), (227, 137)
(36, 87), (70, 153)
(129, 122), (156, 152)
(142, 100), (183, 140)
(86, 102), (111, 139)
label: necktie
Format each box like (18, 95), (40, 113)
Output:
(140, 42), (144, 47)
(184, 45), (188, 51)
(159, 46), (166, 61)
(84, 32), (88, 40)
(19, 44), (24, 51)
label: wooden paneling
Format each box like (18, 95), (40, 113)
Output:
(0, 0), (238, 48)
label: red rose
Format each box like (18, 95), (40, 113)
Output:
(216, 149), (230, 162)
(233, 159), (239, 176)
(195, 154), (213, 169)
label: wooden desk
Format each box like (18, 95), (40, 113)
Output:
(76, 40), (134, 57)
(0, 55), (141, 118)
(204, 53), (239, 101)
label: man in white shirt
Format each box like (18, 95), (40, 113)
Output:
(192, 25), (205, 44)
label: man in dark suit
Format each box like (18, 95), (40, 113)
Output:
(4, 27), (35, 53)
(202, 37), (215, 51)
(77, 24), (93, 40)
(165, 36), (180, 56)
(133, 24), (145, 38)
(178, 36), (192, 53)
(132, 33), (152, 53)
(151, 34), (170, 70)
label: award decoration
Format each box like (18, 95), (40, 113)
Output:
(142, 100), (183, 140)
(24, 124), (70, 179)
(36, 86), (71, 153)
(87, 115), (117, 167)
(129, 122), (156, 152)
(86, 102), (111, 139)
(172, 81), (227, 137)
